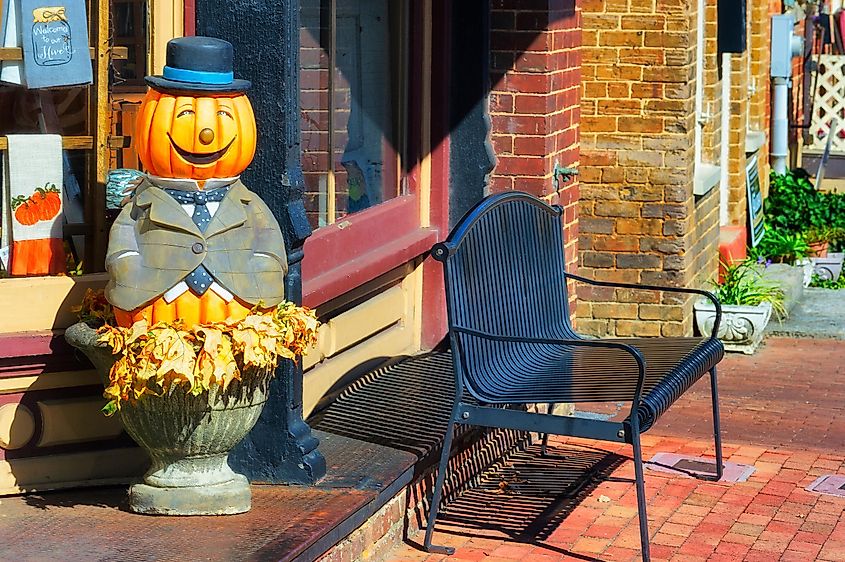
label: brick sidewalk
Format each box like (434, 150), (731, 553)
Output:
(384, 338), (845, 562)
(654, 338), (845, 452)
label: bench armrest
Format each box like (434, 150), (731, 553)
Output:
(564, 272), (722, 340)
(452, 326), (648, 404)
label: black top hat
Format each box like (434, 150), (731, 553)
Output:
(145, 36), (251, 94)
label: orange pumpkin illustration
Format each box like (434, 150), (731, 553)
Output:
(30, 184), (62, 221)
(11, 195), (40, 225)
(134, 90), (257, 180)
(10, 184), (61, 225)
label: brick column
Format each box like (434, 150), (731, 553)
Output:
(748, 0), (772, 197)
(727, 49), (750, 225)
(488, 0), (582, 272)
(578, 0), (720, 337)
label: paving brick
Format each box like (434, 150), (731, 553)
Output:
(713, 540), (751, 557)
(490, 543), (535, 558)
(570, 536), (610, 554)
(787, 540), (824, 555)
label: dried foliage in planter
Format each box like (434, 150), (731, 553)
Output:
(75, 289), (318, 416)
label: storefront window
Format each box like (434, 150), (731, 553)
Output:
(300, 0), (407, 230)
(0, 1), (150, 279)
(112, 0), (148, 91)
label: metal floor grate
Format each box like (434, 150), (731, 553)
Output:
(646, 453), (755, 483)
(310, 350), (461, 460)
(807, 475), (845, 497)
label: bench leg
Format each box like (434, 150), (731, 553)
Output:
(709, 366), (724, 481)
(423, 413), (458, 555)
(540, 402), (556, 456)
(631, 425), (652, 562)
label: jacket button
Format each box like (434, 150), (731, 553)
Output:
(192, 242), (205, 254)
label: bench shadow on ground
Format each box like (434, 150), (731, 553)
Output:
(406, 442), (628, 560)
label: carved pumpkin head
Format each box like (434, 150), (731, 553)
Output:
(135, 89), (257, 180)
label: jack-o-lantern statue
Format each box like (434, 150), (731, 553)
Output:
(105, 37), (286, 327)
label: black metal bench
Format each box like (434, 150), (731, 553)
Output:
(424, 191), (725, 562)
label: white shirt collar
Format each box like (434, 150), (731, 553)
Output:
(147, 175), (239, 191)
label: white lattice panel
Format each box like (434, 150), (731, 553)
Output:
(810, 55), (845, 154)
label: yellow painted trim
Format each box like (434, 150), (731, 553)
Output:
(409, 258), (424, 352)
(327, 170), (337, 225)
(303, 323), (414, 418)
(302, 264), (422, 417)
(304, 284), (406, 369)
(418, 0), (433, 229)
(0, 448), (147, 496)
(149, 0), (184, 75)
(37, 397), (124, 447)
(0, 370), (102, 394)
(0, 274), (108, 334)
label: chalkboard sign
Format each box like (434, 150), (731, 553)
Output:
(20, 1), (92, 88)
(746, 154), (765, 247)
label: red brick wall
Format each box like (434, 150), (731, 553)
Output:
(488, 0), (582, 273)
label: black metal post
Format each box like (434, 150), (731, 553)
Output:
(448, 0), (494, 228)
(195, 0), (326, 484)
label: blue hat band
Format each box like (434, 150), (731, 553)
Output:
(163, 66), (234, 86)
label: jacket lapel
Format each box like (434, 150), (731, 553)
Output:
(135, 184), (202, 237)
(204, 182), (250, 239)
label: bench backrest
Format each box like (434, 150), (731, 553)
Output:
(432, 192), (575, 391)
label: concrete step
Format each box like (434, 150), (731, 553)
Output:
(766, 287), (845, 340)
(758, 263), (805, 320)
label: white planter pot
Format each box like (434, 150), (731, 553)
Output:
(811, 252), (844, 282)
(694, 300), (773, 355)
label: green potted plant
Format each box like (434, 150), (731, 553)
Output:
(803, 226), (834, 257)
(749, 228), (813, 287)
(805, 227), (845, 282)
(766, 169), (845, 275)
(694, 259), (786, 354)
(751, 228), (810, 264)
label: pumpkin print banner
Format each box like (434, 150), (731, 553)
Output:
(1, 134), (66, 275)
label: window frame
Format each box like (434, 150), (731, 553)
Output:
(299, 0), (448, 310)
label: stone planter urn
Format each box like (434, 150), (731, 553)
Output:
(694, 300), (773, 355)
(811, 252), (844, 282)
(65, 321), (270, 515)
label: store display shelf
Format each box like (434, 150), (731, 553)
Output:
(0, 136), (129, 150)
(0, 46), (128, 61)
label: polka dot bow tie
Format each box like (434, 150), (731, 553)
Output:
(164, 186), (230, 296)
(164, 186), (230, 232)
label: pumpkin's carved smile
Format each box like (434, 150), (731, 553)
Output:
(167, 133), (237, 166)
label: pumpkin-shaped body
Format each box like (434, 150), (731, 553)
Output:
(114, 88), (262, 327)
(114, 290), (258, 328)
(134, 90), (257, 180)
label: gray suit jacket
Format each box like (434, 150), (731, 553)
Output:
(105, 178), (288, 311)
